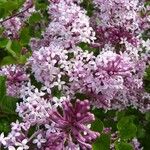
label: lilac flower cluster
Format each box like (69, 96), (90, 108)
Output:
(0, 87), (99, 149)
(0, 65), (29, 97)
(0, 0), (150, 149)
(48, 99), (100, 149)
(66, 49), (136, 108)
(30, 0), (95, 51)
(91, 0), (148, 48)
(1, 0), (35, 39)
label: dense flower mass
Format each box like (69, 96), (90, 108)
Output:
(0, 65), (28, 97)
(1, 89), (99, 149)
(29, 42), (68, 92)
(49, 100), (100, 149)
(91, 0), (149, 49)
(30, 0), (95, 51)
(0, 0), (150, 149)
(46, 100), (99, 149)
(1, 0), (34, 39)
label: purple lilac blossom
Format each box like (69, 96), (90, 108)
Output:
(0, 65), (29, 97)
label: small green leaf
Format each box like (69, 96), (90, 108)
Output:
(117, 116), (137, 140)
(137, 126), (146, 138)
(0, 76), (6, 98)
(116, 110), (126, 121)
(20, 27), (31, 45)
(115, 142), (133, 150)
(145, 112), (150, 122)
(29, 12), (42, 24)
(0, 118), (10, 134)
(5, 40), (18, 59)
(91, 119), (104, 133)
(18, 55), (28, 64)
(1, 56), (17, 66)
(0, 8), (5, 18)
(35, 0), (48, 10)
(0, 96), (18, 115)
(92, 134), (110, 150)
(0, 38), (9, 48)
(11, 40), (22, 55)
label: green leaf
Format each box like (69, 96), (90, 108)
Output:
(91, 119), (104, 133)
(116, 110), (126, 121)
(1, 56), (17, 66)
(137, 125), (146, 138)
(18, 55), (28, 64)
(0, 76), (6, 98)
(29, 12), (42, 24)
(5, 40), (18, 59)
(20, 27), (31, 45)
(35, 0), (48, 10)
(11, 40), (22, 55)
(0, 115), (19, 134)
(0, 96), (18, 115)
(0, 118), (10, 134)
(0, 8), (5, 18)
(81, 0), (94, 16)
(117, 116), (137, 140)
(92, 134), (110, 150)
(115, 142), (133, 150)
(0, 38), (9, 48)
(145, 112), (150, 122)
(0, 0), (24, 18)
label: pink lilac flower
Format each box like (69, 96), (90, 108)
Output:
(48, 99), (100, 149)
(1, 97), (99, 149)
(132, 138), (143, 150)
(66, 49), (139, 109)
(0, 133), (7, 146)
(1, 0), (34, 39)
(93, 26), (138, 48)
(15, 139), (29, 150)
(140, 5), (150, 31)
(0, 65), (29, 97)
(16, 83), (52, 125)
(32, 134), (46, 148)
(2, 17), (22, 39)
(30, 0), (95, 51)
(1, 0), (150, 149)
(91, 0), (147, 49)
(1, 121), (30, 149)
(28, 42), (68, 93)
(19, 0), (35, 20)
(93, 0), (144, 31)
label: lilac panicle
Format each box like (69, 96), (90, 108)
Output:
(49, 99), (100, 149)
(0, 65), (28, 97)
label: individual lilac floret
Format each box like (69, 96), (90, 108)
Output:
(0, 65), (28, 97)
(132, 138), (143, 150)
(49, 99), (100, 149)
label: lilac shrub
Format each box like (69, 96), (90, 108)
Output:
(0, 0), (150, 149)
